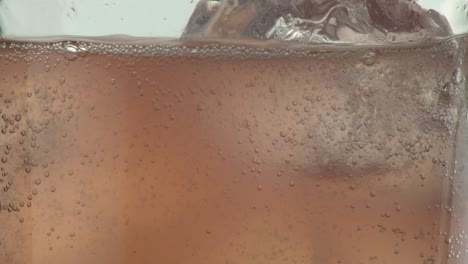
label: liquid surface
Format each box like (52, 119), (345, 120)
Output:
(0, 35), (467, 264)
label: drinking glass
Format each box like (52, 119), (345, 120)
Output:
(0, 1), (468, 264)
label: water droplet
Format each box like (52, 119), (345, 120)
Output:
(257, 185), (263, 191)
(19, 218), (24, 223)
(289, 181), (295, 187)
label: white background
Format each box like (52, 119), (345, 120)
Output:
(0, 0), (196, 38)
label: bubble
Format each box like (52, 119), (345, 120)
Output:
(32, 189), (38, 195)
(452, 68), (463, 84)
(63, 43), (88, 61)
(50, 186), (56, 192)
(289, 181), (295, 187)
(35, 179), (41, 185)
(257, 184), (263, 191)
(360, 52), (376, 66)
(19, 218), (24, 223)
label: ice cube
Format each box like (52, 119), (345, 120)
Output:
(182, 0), (452, 44)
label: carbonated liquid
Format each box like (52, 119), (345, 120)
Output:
(0, 37), (467, 264)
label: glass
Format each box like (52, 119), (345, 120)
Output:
(0, 1), (467, 264)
